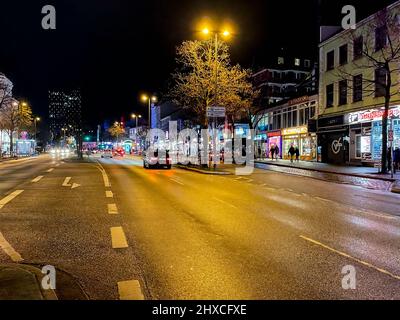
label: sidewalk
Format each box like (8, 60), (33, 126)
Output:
(255, 158), (399, 192)
(0, 264), (57, 300)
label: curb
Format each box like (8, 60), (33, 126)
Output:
(175, 165), (231, 175)
(391, 181), (400, 194)
(255, 161), (396, 182)
(0, 263), (58, 300)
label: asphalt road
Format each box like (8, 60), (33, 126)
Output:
(0, 154), (399, 299)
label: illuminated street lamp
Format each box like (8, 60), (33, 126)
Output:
(131, 113), (142, 128)
(34, 117), (41, 143)
(141, 94), (157, 128)
(199, 22), (233, 168)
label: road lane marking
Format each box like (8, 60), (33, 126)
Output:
(0, 232), (24, 262)
(0, 190), (24, 210)
(117, 280), (144, 300)
(31, 176), (44, 183)
(111, 227), (128, 249)
(106, 191), (113, 198)
(46, 168), (54, 173)
(62, 177), (72, 186)
(213, 197), (238, 209)
(300, 235), (400, 281)
(55, 164), (60, 167)
(170, 178), (184, 185)
(108, 203), (118, 215)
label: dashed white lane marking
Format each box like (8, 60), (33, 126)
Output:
(111, 227), (128, 249)
(0, 190), (24, 210)
(170, 178), (184, 185)
(108, 203), (118, 215)
(106, 191), (113, 198)
(300, 235), (400, 281)
(31, 176), (44, 183)
(46, 168), (54, 173)
(213, 197), (238, 209)
(0, 232), (23, 262)
(117, 280), (144, 300)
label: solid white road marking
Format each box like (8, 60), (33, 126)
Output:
(106, 191), (113, 198)
(108, 203), (118, 215)
(117, 280), (144, 300)
(0, 232), (23, 262)
(0, 190), (24, 210)
(31, 176), (44, 183)
(170, 178), (184, 185)
(111, 227), (128, 249)
(300, 235), (400, 281)
(46, 168), (54, 173)
(213, 197), (238, 209)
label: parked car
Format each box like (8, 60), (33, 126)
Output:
(113, 148), (125, 157)
(101, 149), (113, 158)
(143, 149), (171, 169)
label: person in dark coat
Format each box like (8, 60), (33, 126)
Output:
(295, 146), (300, 162)
(275, 145), (280, 160)
(288, 145), (296, 163)
(394, 147), (400, 174)
(270, 145), (275, 160)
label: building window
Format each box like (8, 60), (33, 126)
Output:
(375, 25), (387, 51)
(295, 58), (301, 66)
(326, 50), (335, 71)
(278, 57), (284, 65)
(338, 80), (348, 105)
(375, 67), (387, 97)
(339, 44), (348, 65)
(353, 36), (363, 60)
(353, 74), (363, 102)
(326, 84), (334, 108)
(304, 59), (311, 68)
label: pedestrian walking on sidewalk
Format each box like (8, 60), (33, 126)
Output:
(388, 147), (393, 173)
(270, 145), (275, 160)
(394, 147), (400, 174)
(288, 145), (296, 163)
(275, 145), (280, 160)
(295, 146), (300, 162)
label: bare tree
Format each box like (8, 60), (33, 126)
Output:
(335, 7), (400, 173)
(0, 100), (33, 156)
(108, 122), (125, 143)
(168, 39), (258, 127)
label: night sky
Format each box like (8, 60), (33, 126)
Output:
(0, 0), (395, 130)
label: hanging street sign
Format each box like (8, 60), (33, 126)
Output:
(206, 106), (226, 118)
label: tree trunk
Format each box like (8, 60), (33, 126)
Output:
(9, 131), (13, 157)
(381, 71), (391, 174)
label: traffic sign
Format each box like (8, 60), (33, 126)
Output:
(206, 106), (225, 118)
(389, 129), (394, 142)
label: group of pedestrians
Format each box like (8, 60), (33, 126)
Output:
(288, 144), (300, 163)
(388, 147), (400, 174)
(267, 144), (300, 162)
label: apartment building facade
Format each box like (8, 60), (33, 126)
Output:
(318, 1), (400, 165)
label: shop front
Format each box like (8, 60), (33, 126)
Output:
(317, 115), (350, 164)
(281, 125), (317, 161)
(347, 106), (400, 164)
(266, 130), (282, 158)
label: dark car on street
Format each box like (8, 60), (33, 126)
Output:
(143, 149), (172, 169)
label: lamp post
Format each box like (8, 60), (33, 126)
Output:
(61, 128), (67, 147)
(201, 26), (231, 168)
(141, 94), (157, 129)
(34, 117), (40, 147)
(131, 114), (142, 128)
